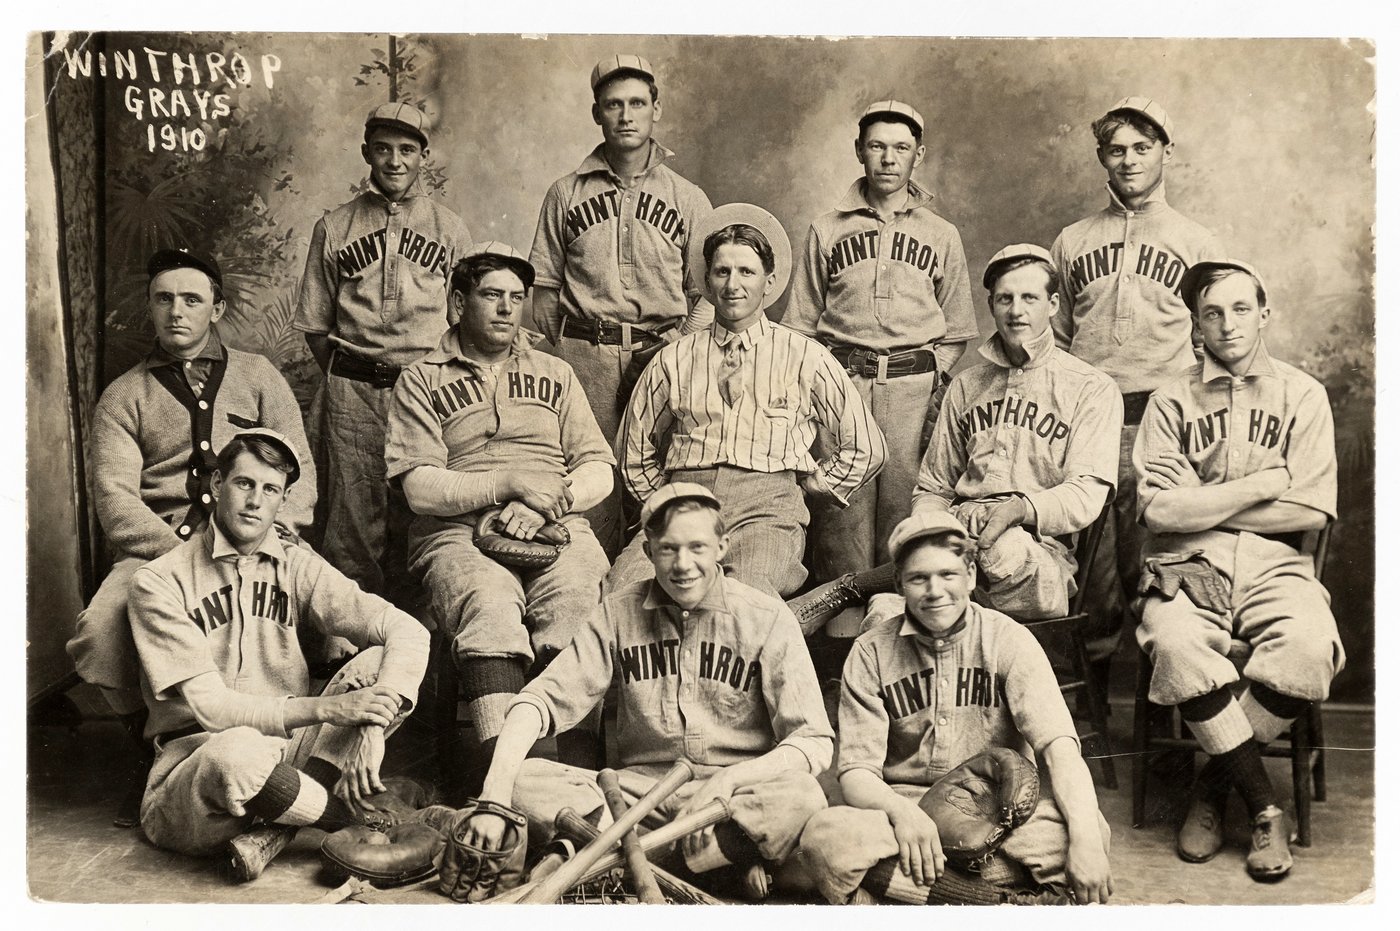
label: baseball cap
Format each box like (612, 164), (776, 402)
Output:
(457, 241), (536, 289)
(886, 510), (968, 561)
(224, 427), (302, 488)
(859, 99), (925, 135)
(147, 247), (223, 289)
(687, 202), (793, 311)
(365, 101), (430, 148)
(982, 243), (1054, 290)
(639, 482), (721, 529)
(1179, 259), (1268, 314)
(1104, 96), (1173, 144)
(590, 54), (655, 91)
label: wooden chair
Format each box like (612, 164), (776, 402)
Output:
(1130, 524), (1331, 846)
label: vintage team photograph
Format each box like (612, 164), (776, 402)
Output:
(22, 26), (1376, 908)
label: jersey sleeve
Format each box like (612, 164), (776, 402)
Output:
(251, 355), (318, 536)
(836, 637), (892, 778)
(1049, 231), (1076, 351)
(616, 346), (676, 501)
(293, 213), (337, 335)
(558, 364), (616, 471)
(811, 347), (887, 506)
(528, 179), (569, 293)
(91, 381), (184, 561)
(128, 565), (221, 701)
(679, 185), (715, 324)
(384, 364), (450, 482)
(935, 224), (978, 343)
(759, 607), (836, 774)
(999, 620), (1079, 756)
(782, 224), (828, 337)
(1025, 373), (1124, 536)
(444, 213), (475, 324)
(1276, 380), (1338, 520)
(512, 602), (617, 737)
(1133, 388), (1186, 521)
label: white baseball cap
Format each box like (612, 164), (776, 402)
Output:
(1104, 96), (1174, 143)
(887, 510), (968, 561)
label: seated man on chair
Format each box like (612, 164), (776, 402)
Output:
(796, 511), (1112, 905)
(385, 242), (615, 797)
(461, 482), (834, 897)
(1134, 259), (1342, 881)
(816, 244), (1121, 633)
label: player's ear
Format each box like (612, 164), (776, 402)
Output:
(913, 144), (926, 170)
(652, 99), (662, 123)
(361, 142), (372, 166)
(1095, 145), (1110, 170)
(1048, 291), (1060, 317)
(762, 271), (777, 297)
(1258, 303), (1271, 329)
(591, 103), (603, 127)
(210, 469), (223, 503)
(715, 533), (730, 563)
(1161, 141), (1175, 164)
(642, 537), (653, 561)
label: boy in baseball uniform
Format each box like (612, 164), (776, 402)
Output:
(385, 243), (614, 797)
(295, 102), (472, 605)
(529, 54), (713, 556)
(460, 483), (833, 895)
(786, 99), (977, 582)
(611, 204), (886, 600)
(797, 512), (1112, 905)
(128, 430), (432, 877)
(1134, 260), (1342, 881)
(67, 247), (316, 826)
(1050, 97), (1226, 675)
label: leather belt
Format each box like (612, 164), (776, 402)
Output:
(330, 350), (402, 389)
(1122, 391), (1152, 426)
(827, 345), (938, 380)
(561, 316), (666, 350)
(1221, 528), (1305, 552)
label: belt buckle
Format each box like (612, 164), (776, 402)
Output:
(373, 361), (398, 387)
(592, 319), (606, 345)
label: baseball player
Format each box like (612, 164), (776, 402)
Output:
(385, 242), (614, 798)
(294, 102), (472, 606)
(528, 54), (714, 557)
(127, 429), (434, 877)
(1050, 97), (1226, 682)
(66, 247), (316, 827)
(610, 203), (887, 600)
(786, 99), (977, 582)
(1134, 260), (1342, 881)
(456, 483), (833, 897)
(796, 512), (1113, 905)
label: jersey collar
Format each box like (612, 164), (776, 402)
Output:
(1105, 180), (1169, 215)
(576, 140), (675, 182)
(145, 326), (225, 369)
(710, 313), (773, 350)
(897, 602), (974, 649)
(643, 573), (730, 618)
(364, 175), (426, 204)
(1201, 339), (1278, 382)
(207, 519), (286, 563)
(978, 324), (1057, 370)
(423, 325), (543, 365)
(836, 178), (935, 216)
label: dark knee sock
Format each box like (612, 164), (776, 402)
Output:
(245, 762), (361, 830)
(864, 860), (1003, 905)
(1207, 741), (1275, 818)
(1179, 686), (1275, 816)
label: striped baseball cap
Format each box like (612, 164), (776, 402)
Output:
(1105, 96), (1174, 143)
(590, 54), (655, 90)
(860, 99), (925, 134)
(365, 101), (430, 148)
(982, 242), (1054, 290)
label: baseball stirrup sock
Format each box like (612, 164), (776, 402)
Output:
(1179, 687), (1254, 755)
(245, 762), (360, 830)
(1240, 682), (1310, 745)
(460, 656), (526, 742)
(1207, 741), (1275, 819)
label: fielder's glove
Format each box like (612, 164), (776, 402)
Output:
(437, 798), (529, 903)
(473, 506), (572, 570)
(917, 747), (1040, 868)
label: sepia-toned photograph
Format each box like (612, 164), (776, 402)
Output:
(22, 21), (1377, 910)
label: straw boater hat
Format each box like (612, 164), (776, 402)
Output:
(687, 202), (793, 310)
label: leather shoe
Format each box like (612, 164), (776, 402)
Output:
(1245, 805), (1294, 881)
(787, 574), (863, 636)
(1176, 788), (1226, 863)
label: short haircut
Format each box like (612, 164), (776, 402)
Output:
(894, 530), (974, 573)
(149, 269), (224, 305)
(1092, 109), (1165, 148)
(703, 224), (775, 275)
(987, 257), (1060, 299)
(858, 113), (924, 145)
(451, 254), (534, 295)
(1192, 267), (1266, 313)
(593, 70), (659, 104)
(644, 498), (726, 539)
(216, 435), (297, 488)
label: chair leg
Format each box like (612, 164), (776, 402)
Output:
(1290, 717), (1311, 848)
(1070, 624), (1116, 789)
(1310, 702), (1327, 802)
(434, 636), (461, 790)
(1131, 652), (1150, 829)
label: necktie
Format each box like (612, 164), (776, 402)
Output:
(718, 341), (744, 407)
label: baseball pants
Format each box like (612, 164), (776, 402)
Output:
(321, 373), (414, 603)
(66, 556), (145, 698)
(811, 370), (937, 580)
(409, 514), (608, 666)
(138, 648), (408, 856)
(796, 779), (1111, 903)
(1081, 422), (1141, 660)
(608, 466), (810, 599)
(1136, 531), (1344, 707)
(512, 758), (827, 869)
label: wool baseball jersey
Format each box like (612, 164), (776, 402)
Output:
(129, 522), (429, 739)
(1050, 184), (1225, 394)
(512, 574), (834, 774)
(91, 331), (316, 562)
(838, 602), (1077, 785)
(785, 179), (978, 352)
(384, 327), (615, 527)
(617, 316), (887, 507)
(1134, 343), (1337, 552)
(529, 141), (713, 332)
(294, 182), (472, 367)
(914, 325), (1122, 537)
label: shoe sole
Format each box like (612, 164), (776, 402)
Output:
(1176, 845), (1222, 864)
(1247, 865), (1292, 883)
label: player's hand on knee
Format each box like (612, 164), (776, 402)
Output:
(890, 802), (944, 886)
(320, 685), (401, 727)
(1066, 838), (1112, 904)
(498, 501), (547, 541)
(976, 497), (1027, 550)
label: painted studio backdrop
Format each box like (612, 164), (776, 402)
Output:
(27, 32), (1375, 704)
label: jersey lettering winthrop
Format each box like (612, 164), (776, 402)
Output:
(881, 664), (1005, 719)
(428, 371), (567, 420)
(616, 637), (763, 693)
(955, 395), (1073, 445)
(1180, 406), (1294, 457)
(186, 580), (291, 632)
(336, 225), (454, 277)
(565, 190), (688, 245)
(1064, 241), (1188, 297)
(827, 229), (942, 281)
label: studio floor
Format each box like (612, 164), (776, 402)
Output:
(26, 681), (1375, 907)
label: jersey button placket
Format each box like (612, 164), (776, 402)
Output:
(1114, 213), (1134, 343)
(383, 201), (403, 311)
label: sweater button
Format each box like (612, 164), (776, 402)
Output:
(199, 440), (210, 451)
(178, 525), (191, 536)
(198, 400), (209, 410)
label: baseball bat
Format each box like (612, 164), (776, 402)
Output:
(552, 807), (722, 906)
(598, 768), (666, 904)
(518, 760), (694, 904)
(486, 798), (732, 904)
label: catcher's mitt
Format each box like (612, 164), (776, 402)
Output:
(473, 506), (571, 570)
(918, 748), (1040, 868)
(438, 798), (529, 903)
(321, 823), (445, 888)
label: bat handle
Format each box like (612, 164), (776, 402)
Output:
(599, 768), (666, 904)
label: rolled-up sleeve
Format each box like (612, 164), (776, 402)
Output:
(835, 638), (890, 778)
(513, 604), (616, 737)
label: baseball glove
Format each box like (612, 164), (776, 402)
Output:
(437, 798), (529, 903)
(473, 506), (571, 570)
(321, 823), (446, 888)
(918, 748), (1040, 868)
